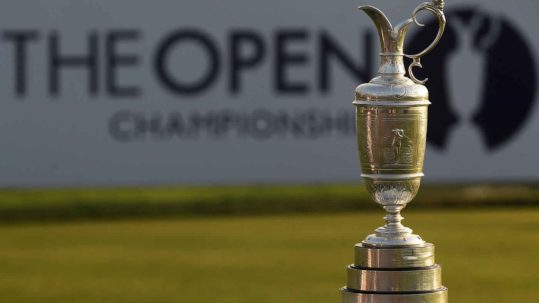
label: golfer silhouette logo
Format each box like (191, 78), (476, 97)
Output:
(407, 7), (537, 152)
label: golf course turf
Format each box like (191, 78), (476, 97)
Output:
(0, 208), (536, 303)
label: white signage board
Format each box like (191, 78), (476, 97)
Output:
(0, 0), (537, 186)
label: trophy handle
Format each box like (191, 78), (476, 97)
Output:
(404, 1), (446, 84)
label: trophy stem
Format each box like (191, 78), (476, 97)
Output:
(361, 177), (424, 247)
(384, 206), (404, 227)
(380, 206), (411, 237)
(363, 204), (424, 247)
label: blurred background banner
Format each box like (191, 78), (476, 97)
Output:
(0, 0), (536, 187)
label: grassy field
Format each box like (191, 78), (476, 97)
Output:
(0, 183), (537, 222)
(0, 208), (536, 303)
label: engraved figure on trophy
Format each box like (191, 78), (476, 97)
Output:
(383, 128), (413, 165)
(382, 128), (413, 167)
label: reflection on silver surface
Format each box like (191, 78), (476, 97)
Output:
(354, 243), (435, 268)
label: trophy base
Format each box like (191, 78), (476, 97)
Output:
(341, 243), (447, 303)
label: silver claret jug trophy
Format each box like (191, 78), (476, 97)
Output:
(341, 1), (447, 303)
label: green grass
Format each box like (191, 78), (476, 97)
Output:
(0, 183), (537, 222)
(0, 209), (536, 303)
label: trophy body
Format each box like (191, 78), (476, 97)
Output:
(356, 77), (428, 247)
(341, 1), (448, 302)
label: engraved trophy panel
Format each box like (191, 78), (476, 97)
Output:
(356, 106), (428, 176)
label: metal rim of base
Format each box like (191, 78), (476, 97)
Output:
(341, 287), (448, 303)
(346, 264), (442, 292)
